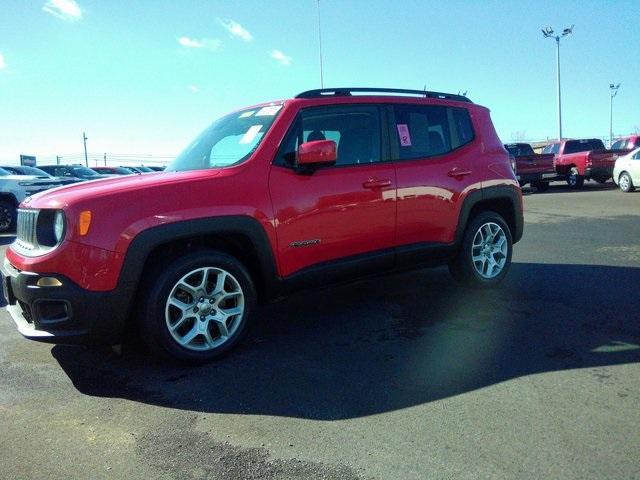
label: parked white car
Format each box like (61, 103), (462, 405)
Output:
(613, 147), (640, 193)
(0, 168), (65, 232)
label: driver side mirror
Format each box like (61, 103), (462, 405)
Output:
(296, 140), (337, 172)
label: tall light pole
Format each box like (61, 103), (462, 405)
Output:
(317, 0), (324, 88)
(82, 132), (88, 167)
(542, 25), (573, 141)
(609, 83), (620, 147)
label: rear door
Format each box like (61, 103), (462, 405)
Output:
(390, 103), (478, 249)
(269, 104), (397, 278)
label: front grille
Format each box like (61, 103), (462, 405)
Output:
(16, 209), (39, 250)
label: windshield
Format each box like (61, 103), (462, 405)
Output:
(72, 166), (100, 177)
(20, 166), (52, 177)
(167, 104), (283, 172)
(0, 168), (10, 176)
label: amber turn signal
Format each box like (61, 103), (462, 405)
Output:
(78, 210), (92, 236)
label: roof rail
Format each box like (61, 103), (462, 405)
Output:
(295, 87), (472, 103)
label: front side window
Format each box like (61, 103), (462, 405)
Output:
(391, 104), (474, 160)
(276, 105), (381, 167)
(168, 104), (283, 172)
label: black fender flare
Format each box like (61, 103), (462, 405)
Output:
(455, 186), (523, 245)
(115, 215), (280, 306)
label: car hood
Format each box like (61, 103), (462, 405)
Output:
(24, 169), (222, 209)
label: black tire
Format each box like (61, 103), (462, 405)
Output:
(448, 211), (513, 288)
(0, 200), (17, 233)
(138, 250), (257, 363)
(618, 172), (635, 193)
(567, 167), (584, 189)
(532, 180), (549, 192)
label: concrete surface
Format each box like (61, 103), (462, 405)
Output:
(1, 181), (639, 479)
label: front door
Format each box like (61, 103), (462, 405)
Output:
(269, 104), (397, 277)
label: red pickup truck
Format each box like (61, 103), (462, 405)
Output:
(542, 139), (624, 189)
(611, 135), (640, 152)
(504, 143), (555, 192)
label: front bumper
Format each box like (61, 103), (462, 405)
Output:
(2, 259), (128, 345)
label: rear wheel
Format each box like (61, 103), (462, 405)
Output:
(618, 172), (635, 193)
(449, 211), (513, 287)
(567, 167), (584, 189)
(0, 200), (16, 233)
(138, 250), (257, 363)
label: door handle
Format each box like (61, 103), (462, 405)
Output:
(363, 178), (392, 189)
(447, 168), (472, 178)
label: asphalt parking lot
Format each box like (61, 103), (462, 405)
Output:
(1, 181), (639, 480)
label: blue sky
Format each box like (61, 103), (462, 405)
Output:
(0, 0), (638, 163)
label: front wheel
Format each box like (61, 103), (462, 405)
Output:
(618, 172), (635, 193)
(138, 250), (257, 363)
(567, 167), (584, 189)
(448, 211), (513, 287)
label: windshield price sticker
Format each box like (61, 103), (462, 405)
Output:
(239, 110), (255, 118)
(240, 125), (263, 144)
(397, 124), (412, 146)
(255, 105), (282, 117)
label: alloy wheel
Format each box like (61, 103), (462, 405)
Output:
(471, 222), (508, 279)
(619, 174), (630, 191)
(164, 267), (245, 351)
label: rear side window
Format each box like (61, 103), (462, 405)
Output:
(391, 104), (474, 160)
(505, 144), (534, 157)
(564, 139), (605, 154)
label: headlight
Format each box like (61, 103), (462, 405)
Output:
(54, 211), (65, 242)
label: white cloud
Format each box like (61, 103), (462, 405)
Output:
(188, 85), (199, 93)
(0, 53), (5, 70)
(219, 19), (253, 42)
(43, 0), (82, 21)
(271, 50), (292, 66)
(178, 36), (221, 51)
(178, 37), (204, 48)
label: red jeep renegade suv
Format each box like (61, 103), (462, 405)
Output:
(2, 87), (523, 362)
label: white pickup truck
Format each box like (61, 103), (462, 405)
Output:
(0, 168), (65, 232)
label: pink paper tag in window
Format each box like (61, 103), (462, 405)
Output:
(397, 124), (411, 146)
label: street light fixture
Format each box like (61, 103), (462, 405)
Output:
(609, 83), (621, 147)
(542, 24), (574, 141)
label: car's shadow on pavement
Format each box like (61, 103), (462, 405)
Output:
(52, 262), (640, 420)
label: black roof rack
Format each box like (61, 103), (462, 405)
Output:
(295, 87), (472, 103)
